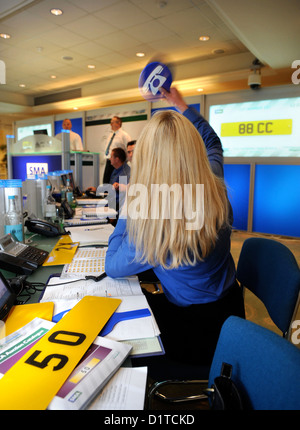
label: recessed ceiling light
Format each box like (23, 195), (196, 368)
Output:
(212, 48), (225, 54)
(88, 64), (95, 69)
(73, 107), (78, 110)
(0, 33), (11, 39)
(50, 75), (57, 79)
(199, 36), (210, 41)
(19, 84), (26, 88)
(197, 88), (203, 92)
(50, 8), (63, 16)
(136, 52), (145, 57)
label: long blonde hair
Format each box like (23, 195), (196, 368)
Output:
(127, 110), (229, 269)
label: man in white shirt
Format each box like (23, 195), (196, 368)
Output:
(56, 118), (84, 151)
(103, 116), (131, 183)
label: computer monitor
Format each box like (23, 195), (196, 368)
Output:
(33, 129), (48, 135)
(61, 170), (76, 190)
(0, 271), (16, 321)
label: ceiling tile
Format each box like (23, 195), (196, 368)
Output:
(93, 0), (152, 30)
(97, 51), (132, 68)
(0, 10), (56, 39)
(36, 26), (87, 48)
(129, 0), (196, 18)
(68, 0), (120, 13)
(125, 19), (176, 43)
(119, 43), (156, 60)
(28, 0), (89, 24)
(0, 0), (38, 19)
(93, 30), (141, 51)
(67, 41), (111, 58)
(63, 14), (119, 39)
(158, 6), (214, 32)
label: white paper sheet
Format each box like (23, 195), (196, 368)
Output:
(40, 276), (160, 342)
(88, 367), (148, 410)
(41, 276), (142, 301)
(67, 224), (115, 244)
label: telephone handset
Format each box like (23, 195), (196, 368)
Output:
(0, 233), (49, 275)
(25, 218), (64, 237)
(85, 189), (98, 198)
(142, 65), (167, 96)
(61, 199), (74, 219)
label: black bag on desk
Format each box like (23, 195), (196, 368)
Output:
(208, 362), (244, 410)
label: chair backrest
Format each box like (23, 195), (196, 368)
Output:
(236, 237), (300, 338)
(209, 316), (300, 410)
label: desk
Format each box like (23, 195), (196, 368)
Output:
(0, 234), (212, 412)
(0, 232), (160, 410)
(0, 235), (62, 303)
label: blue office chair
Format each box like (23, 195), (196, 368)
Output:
(208, 316), (300, 410)
(147, 237), (300, 408)
(149, 316), (300, 409)
(236, 237), (300, 339)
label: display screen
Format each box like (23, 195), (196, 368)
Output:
(209, 97), (300, 157)
(0, 276), (8, 301)
(0, 235), (13, 251)
(34, 129), (48, 135)
(17, 123), (52, 140)
(0, 272), (14, 320)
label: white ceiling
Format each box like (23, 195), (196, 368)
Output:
(0, 0), (298, 116)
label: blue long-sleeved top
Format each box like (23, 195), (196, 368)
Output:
(105, 107), (236, 306)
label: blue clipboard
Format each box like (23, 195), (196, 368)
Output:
(52, 307), (151, 337)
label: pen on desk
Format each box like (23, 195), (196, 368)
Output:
(84, 227), (104, 231)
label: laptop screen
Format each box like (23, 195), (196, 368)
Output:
(0, 272), (15, 321)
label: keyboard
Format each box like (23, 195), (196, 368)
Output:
(19, 246), (49, 265)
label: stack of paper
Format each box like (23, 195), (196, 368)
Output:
(81, 205), (117, 218)
(0, 318), (135, 410)
(64, 218), (108, 227)
(49, 336), (132, 410)
(40, 275), (163, 357)
(76, 199), (108, 206)
(67, 224), (115, 245)
(88, 367), (147, 410)
(74, 206), (117, 219)
(61, 247), (107, 278)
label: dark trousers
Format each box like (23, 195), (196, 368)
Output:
(103, 159), (114, 184)
(138, 282), (245, 367)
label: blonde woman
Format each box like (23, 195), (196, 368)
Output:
(105, 87), (245, 369)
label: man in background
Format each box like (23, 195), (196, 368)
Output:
(88, 147), (130, 212)
(56, 118), (84, 151)
(126, 140), (136, 166)
(103, 116), (131, 183)
(110, 147), (131, 191)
